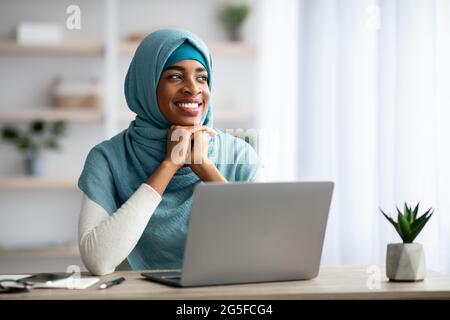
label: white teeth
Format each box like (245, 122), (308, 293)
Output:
(176, 103), (199, 109)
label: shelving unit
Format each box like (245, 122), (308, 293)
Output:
(0, 39), (256, 125)
(0, 0), (260, 262)
(0, 107), (103, 123)
(0, 41), (104, 55)
(0, 176), (78, 190)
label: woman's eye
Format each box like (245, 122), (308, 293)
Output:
(168, 74), (183, 80)
(167, 74), (207, 82)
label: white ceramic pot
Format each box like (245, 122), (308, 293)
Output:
(386, 243), (426, 281)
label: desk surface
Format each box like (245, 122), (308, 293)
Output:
(2, 266), (450, 300)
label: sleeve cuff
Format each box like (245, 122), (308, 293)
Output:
(140, 183), (162, 202)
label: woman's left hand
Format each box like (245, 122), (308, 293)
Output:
(188, 128), (228, 183)
(188, 128), (213, 166)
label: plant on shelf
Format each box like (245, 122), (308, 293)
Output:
(1, 120), (67, 176)
(380, 203), (433, 282)
(218, 3), (251, 41)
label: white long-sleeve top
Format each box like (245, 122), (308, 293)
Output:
(78, 168), (265, 276)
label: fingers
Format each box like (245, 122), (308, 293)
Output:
(200, 127), (217, 137)
(166, 125), (215, 167)
(169, 125), (216, 137)
(192, 126), (217, 137)
(185, 125), (216, 136)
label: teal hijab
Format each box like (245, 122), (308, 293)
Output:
(78, 28), (261, 270)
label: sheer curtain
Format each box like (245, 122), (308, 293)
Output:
(257, 0), (450, 275)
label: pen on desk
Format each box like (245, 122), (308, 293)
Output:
(99, 277), (126, 289)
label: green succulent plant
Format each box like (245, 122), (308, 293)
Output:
(1, 120), (67, 154)
(218, 3), (250, 41)
(380, 203), (433, 243)
(219, 4), (250, 28)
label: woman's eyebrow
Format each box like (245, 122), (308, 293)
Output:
(165, 66), (184, 71)
(164, 66), (207, 73)
(196, 67), (207, 73)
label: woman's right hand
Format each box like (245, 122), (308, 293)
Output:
(164, 125), (215, 169)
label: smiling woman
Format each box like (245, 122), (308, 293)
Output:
(76, 28), (265, 275)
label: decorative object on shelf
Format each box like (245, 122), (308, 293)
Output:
(126, 27), (179, 43)
(16, 22), (63, 45)
(380, 203), (434, 282)
(51, 76), (102, 110)
(1, 120), (67, 176)
(218, 3), (251, 41)
(127, 31), (152, 43)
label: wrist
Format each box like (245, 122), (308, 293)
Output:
(161, 159), (182, 173)
(189, 158), (213, 171)
(145, 159), (182, 196)
(189, 160), (227, 182)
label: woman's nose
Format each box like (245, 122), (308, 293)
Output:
(182, 79), (201, 95)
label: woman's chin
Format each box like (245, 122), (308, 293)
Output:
(172, 115), (203, 126)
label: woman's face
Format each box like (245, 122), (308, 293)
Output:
(157, 59), (210, 126)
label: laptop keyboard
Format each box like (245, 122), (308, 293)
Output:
(162, 275), (181, 280)
(161, 272), (181, 280)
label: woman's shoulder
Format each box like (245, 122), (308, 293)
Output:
(214, 129), (255, 149)
(85, 130), (128, 161)
(212, 129), (260, 167)
(78, 133), (128, 211)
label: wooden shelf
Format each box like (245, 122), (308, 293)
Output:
(0, 107), (103, 122)
(0, 41), (104, 55)
(0, 176), (78, 190)
(0, 242), (79, 258)
(0, 40), (256, 57)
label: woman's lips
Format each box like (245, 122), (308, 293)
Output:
(173, 102), (202, 116)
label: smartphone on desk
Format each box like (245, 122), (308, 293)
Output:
(18, 273), (73, 284)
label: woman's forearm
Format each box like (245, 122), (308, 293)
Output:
(78, 184), (161, 275)
(190, 160), (228, 183)
(145, 160), (180, 196)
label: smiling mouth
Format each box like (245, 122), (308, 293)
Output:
(174, 102), (201, 109)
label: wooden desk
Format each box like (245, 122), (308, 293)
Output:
(2, 266), (450, 300)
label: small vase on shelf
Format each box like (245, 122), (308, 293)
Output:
(24, 150), (43, 176)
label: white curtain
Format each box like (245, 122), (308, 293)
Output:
(256, 0), (300, 181)
(258, 0), (450, 275)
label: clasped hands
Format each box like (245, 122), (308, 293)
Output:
(164, 125), (216, 172)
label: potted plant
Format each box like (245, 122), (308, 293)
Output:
(380, 203), (433, 281)
(1, 120), (67, 175)
(218, 3), (251, 41)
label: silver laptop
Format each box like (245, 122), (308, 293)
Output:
(141, 181), (334, 287)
